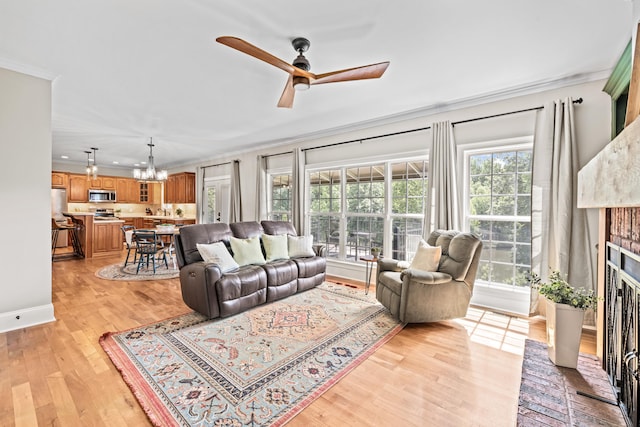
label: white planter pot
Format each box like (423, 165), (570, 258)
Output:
(545, 299), (585, 368)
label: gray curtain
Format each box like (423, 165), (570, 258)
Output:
(255, 155), (268, 221)
(424, 120), (461, 236)
(229, 160), (242, 223)
(292, 147), (305, 234)
(530, 97), (593, 315)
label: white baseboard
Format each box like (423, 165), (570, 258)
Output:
(0, 304), (56, 333)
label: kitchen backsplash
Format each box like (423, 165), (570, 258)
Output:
(68, 202), (196, 217)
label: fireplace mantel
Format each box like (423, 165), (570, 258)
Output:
(578, 114), (640, 208)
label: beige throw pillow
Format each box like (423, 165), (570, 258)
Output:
(262, 234), (289, 262)
(196, 242), (239, 272)
(230, 236), (266, 266)
(288, 235), (315, 258)
(410, 239), (442, 272)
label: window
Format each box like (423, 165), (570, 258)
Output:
(309, 169), (341, 258)
(466, 148), (532, 288)
(345, 165), (385, 261)
(391, 161), (428, 261)
(309, 160), (428, 262)
(269, 173), (291, 221)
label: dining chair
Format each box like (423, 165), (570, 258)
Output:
(121, 225), (138, 267)
(133, 230), (168, 274)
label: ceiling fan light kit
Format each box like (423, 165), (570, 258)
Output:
(216, 36), (389, 108)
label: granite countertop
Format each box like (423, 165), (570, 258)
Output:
(67, 212), (195, 220)
(120, 214), (196, 220)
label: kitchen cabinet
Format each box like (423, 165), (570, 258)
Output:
(51, 172), (68, 188)
(88, 177), (102, 189)
(140, 182), (152, 203)
(115, 178), (141, 203)
(116, 178), (130, 203)
(101, 176), (117, 190)
(164, 172), (195, 204)
(68, 174), (88, 202)
(93, 221), (123, 255)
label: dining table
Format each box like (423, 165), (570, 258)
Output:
(144, 226), (181, 268)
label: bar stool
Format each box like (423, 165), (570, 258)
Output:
(51, 218), (82, 260)
(66, 215), (85, 258)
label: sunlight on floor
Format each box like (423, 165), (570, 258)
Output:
(455, 307), (531, 355)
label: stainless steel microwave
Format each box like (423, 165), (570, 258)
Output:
(88, 189), (116, 203)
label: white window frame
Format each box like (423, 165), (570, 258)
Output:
(267, 167), (292, 221)
(307, 155), (428, 263)
(459, 136), (533, 316)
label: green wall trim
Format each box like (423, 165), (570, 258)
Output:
(603, 39), (632, 100)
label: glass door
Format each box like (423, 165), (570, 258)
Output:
(203, 178), (230, 224)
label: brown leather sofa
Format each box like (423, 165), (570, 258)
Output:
(174, 221), (326, 319)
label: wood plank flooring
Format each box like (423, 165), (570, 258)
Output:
(1, 252), (597, 427)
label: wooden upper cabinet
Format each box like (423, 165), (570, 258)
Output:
(129, 180), (141, 202)
(101, 176), (117, 190)
(185, 173), (196, 203)
(116, 178), (130, 203)
(88, 177), (102, 189)
(68, 174), (88, 202)
(51, 172), (68, 188)
(164, 172), (195, 204)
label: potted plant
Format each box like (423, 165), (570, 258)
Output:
(530, 270), (599, 368)
(175, 208), (183, 218)
(370, 247), (381, 258)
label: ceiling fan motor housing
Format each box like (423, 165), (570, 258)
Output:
(293, 54), (310, 71)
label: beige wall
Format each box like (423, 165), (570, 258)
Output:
(0, 67), (54, 332)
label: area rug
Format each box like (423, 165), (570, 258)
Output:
(100, 282), (403, 426)
(517, 339), (625, 426)
(95, 262), (179, 281)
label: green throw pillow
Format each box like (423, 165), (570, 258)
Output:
(262, 234), (289, 262)
(230, 236), (266, 266)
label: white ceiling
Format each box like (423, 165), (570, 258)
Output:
(0, 0), (633, 171)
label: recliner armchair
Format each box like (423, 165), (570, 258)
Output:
(376, 230), (482, 323)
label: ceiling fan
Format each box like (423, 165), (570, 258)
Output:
(216, 36), (390, 108)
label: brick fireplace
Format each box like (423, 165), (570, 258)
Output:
(579, 116), (640, 426)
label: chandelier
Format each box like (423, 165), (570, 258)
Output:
(133, 137), (168, 182)
(85, 147), (98, 180)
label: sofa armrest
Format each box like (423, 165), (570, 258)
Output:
(179, 261), (223, 318)
(378, 258), (403, 272)
(312, 243), (327, 257)
(400, 269), (452, 285)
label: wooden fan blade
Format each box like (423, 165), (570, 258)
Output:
(216, 36), (314, 77)
(311, 61), (390, 85)
(277, 75), (295, 108)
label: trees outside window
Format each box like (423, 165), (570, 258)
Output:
(466, 148), (532, 288)
(269, 173), (291, 221)
(309, 160), (428, 262)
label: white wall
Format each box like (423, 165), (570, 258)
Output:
(0, 67), (54, 332)
(189, 78), (612, 286)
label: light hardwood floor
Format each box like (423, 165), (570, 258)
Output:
(1, 252), (596, 427)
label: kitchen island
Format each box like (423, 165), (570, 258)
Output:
(65, 213), (125, 259)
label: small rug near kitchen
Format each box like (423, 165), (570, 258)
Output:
(95, 262), (179, 281)
(517, 339), (625, 426)
(100, 282), (403, 427)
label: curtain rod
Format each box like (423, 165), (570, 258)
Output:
(300, 97), (583, 152)
(301, 126), (432, 152)
(263, 150), (293, 159)
(452, 97), (583, 126)
(201, 160), (232, 170)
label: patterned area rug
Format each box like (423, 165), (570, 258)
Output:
(100, 282), (403, 426)
(517, 339), (625, 426)
(95, 262), (179, 281)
